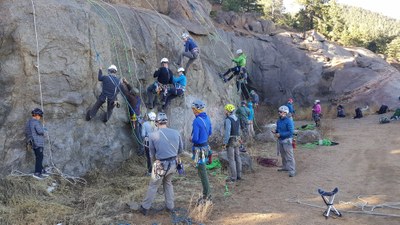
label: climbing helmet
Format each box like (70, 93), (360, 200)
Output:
(224, 104), (235, 113)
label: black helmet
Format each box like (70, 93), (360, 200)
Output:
(31, 108), (44, 117)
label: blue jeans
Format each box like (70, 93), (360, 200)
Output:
(33, 147), (44, 174)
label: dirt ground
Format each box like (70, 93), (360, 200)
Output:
(128, 113), (400, 224)
(209, 114), (400, 225)
(2, 114), (400, 225)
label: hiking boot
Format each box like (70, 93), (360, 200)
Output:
(277, 168), (289, 172)
(139, 205), (148, 216)
(237, 176), (243, 181)
(289, 172), (296, 177)
(32, 173), (44, 180)
(225, 177), (236, 183)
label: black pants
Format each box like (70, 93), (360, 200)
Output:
(33, 147), (44, 174)
(89, 97), (115, 121)
(222, 66), (241, 80)
(163, 88), (184, 109)
(144, 140), (152, 173)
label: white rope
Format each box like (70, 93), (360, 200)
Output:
(28, 0), (86, 185)
(30, 0), (45, 122)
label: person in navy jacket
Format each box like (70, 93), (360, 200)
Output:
(175, 33), (199, 73)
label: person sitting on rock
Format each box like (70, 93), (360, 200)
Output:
(86, 65), (121, 123)
(312, 100), (322, 127)
(249, 90), (259, 108)
(223, 104), (242, 183)
(337, 105), (345, 117)
(146, 58), (174, 110)
(219, 49), (247, 83)
(162, 67), (186, 110)
(175, 33), (199, 73)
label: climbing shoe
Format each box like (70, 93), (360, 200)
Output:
(85, 110), (91, 121)
(277, 168), (288, 172)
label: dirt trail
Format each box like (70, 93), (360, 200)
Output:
(210, 114), (400, 225)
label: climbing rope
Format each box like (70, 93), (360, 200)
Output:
(30, 0), (44, 119)
(87, 0), (145, 145)
(25, 0), (87, 185)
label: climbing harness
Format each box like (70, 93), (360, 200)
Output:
(318, 187), (342, 219)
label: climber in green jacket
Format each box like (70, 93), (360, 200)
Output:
(219, 49), (247, 83)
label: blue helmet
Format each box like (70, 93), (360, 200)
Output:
(31, 108), (44, 117)
(248, 102), (253, 107)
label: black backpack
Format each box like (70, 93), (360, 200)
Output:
(377, 105), (388, 114)
(354, 108), (363, 119)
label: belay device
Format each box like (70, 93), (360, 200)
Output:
(318, 187), (342, 219)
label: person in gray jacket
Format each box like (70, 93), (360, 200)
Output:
(139, 112), (183, 216)
(25, 108), (49, 180)
(141, 111), (157, 175)
(223, 104), (242, 183)
(86, 65), (121, 123)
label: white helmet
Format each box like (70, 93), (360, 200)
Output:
(315, 99), (320, 104)
(160, 58), (169, 63)
(148, 112), (156, 121)
(108, 64), (117, 72)
(278, 105), (289, 113)
(236, 49), (243, 54)
(181, 33), (189, 39)
(177, 67), (185, 73)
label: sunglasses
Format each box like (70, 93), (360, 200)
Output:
(278, 111), (286, 113)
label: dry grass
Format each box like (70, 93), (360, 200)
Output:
(187, 194), (214, 223)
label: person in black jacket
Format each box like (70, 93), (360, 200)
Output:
(146, 58), (174, 109)
(86, 65), (121, 123)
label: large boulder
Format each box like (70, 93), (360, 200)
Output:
(218, 151), (253, 172)
(296, 130), (321, 144)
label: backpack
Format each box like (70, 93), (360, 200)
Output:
(354, 108), (363, 119)
(377, 105), (388, 114)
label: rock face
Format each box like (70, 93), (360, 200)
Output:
(1, 0), (400, 177)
